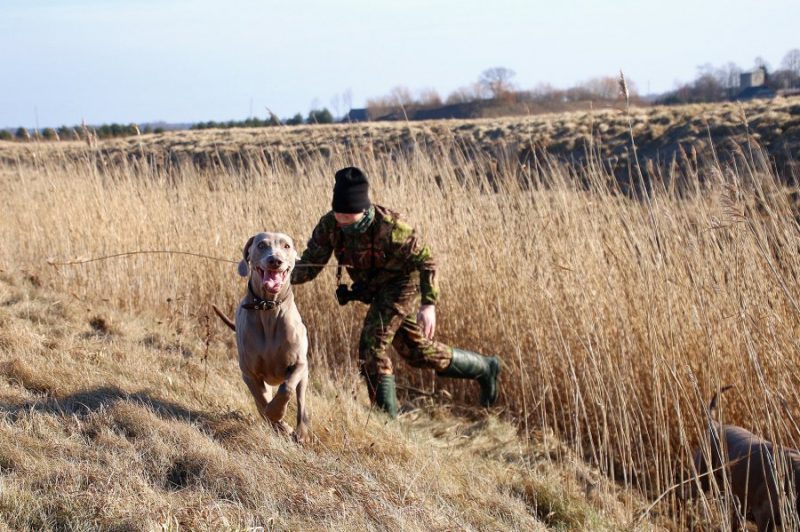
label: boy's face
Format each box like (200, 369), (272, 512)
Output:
(334, 211), (365, 226)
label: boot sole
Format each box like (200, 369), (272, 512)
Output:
(480, 356), (501, 406)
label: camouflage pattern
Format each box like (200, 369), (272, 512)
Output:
(291, 205), (439, 305)
(292, 205), (451, 380)
(358, 279), (452, 379)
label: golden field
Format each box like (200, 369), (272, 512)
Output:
(1, 98), (800, 530)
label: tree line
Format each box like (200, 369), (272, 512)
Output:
(364, 66), (643, 120)
(0, 123), (165, 142)
(190, 108), (334, 130)
(656, 49), (800, 104)
(0, 108), (337, 143)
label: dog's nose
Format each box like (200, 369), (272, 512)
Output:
(267, 256), (284, 268)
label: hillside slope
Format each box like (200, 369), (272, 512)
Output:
(0, 272), (658, 531)
(1, 97), (798, 177)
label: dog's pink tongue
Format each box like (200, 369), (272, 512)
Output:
(263, 270), (282, 293)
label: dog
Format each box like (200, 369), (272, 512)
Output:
(691, 386), (800, 531)
(213, 232), (309, 443)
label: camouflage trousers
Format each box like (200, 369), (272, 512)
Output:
(358, 280), (453, 391)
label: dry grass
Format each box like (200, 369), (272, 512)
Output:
(0, 272), (642, 530)
(1, 101), (800, 529)
(2, 97), (798, 178)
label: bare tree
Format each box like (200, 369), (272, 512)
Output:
(330, 94), (341, 120)
(719, 62), (742, 91)
(479, 67), (516, 99)
(417, 88), (442, 107)
(782, 49), (800, 75)
(446, 82), (488, 104)
(389, 86), (414, 107)
(753, 56), (771, 72)
(579, 76), (623, 100)
(342, 89), (353, 114)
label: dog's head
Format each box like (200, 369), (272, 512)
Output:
(238, 232), (297, 295)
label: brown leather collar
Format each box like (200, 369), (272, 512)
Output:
(242, 281), (289, 311)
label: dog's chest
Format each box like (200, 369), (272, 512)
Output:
(237, 314), (302, 379)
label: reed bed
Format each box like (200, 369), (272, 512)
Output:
(2, 133), (799, 529)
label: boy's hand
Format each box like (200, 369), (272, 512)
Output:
(417, 304), (436, 339)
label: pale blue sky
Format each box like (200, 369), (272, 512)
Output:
(1, 0), (797, 128)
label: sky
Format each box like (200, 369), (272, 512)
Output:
(1, 0), (798, 128)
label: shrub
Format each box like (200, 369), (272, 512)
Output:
(306, 108), (333, 125)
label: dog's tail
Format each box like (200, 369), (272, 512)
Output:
(212, 304), (236, 331)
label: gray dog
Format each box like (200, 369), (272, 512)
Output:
(692, 386), (800, 531)
(214, 232), (310, 442)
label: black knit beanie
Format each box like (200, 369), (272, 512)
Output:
(332, 167), (371, 213)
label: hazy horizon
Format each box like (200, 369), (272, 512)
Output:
(1, 0), (798, 129)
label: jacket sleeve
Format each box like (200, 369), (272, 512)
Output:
(391, 221), (439, 305)
(291, 214), (335, 285)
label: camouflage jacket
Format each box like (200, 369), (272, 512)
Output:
(291, 205), (439, 305)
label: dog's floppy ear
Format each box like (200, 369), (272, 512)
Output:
(238, 235), (255, 277)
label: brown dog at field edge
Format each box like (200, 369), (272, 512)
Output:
(691, 386), (800, 531)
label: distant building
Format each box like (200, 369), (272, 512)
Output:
(735, 67), (776, 100)
(344, 108), (371, 122)
(740, 66), (767, 89)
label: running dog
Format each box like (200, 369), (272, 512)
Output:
(213, 232), (309, 443)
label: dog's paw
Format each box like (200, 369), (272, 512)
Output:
(293, 424), (310, 444)
(270, 420), (293, 436)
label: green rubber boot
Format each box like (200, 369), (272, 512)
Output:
(437, 348), (501, 406)
(374, 374), (399, 419)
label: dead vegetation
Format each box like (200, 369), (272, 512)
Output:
(1, 99), (800, 529)
(0, 273), (645, 530)
(2, 97), (799, 181)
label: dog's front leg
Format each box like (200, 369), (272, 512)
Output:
(242, 372), (274, 420)
(264, 382), (292, 424)
(263, 362), (309, 441)
(293, 369), (310, 443)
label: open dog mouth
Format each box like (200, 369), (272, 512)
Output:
(257, 267), (289, 294)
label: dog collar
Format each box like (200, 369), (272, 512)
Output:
(243, 281), (287, 311)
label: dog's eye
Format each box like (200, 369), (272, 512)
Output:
(257, 241), (267, 250)
(283, 243), (291, 249)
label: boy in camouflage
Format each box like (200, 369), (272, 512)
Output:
(291, 166), (501, 418)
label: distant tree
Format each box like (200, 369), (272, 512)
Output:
(445, 83), (484, 104)
(306, 108), (333, 124)
(342, 89), (353, 115)
(753, 56), (771, 72)
(285, 113), (304, 126)
(576, 76), (622, 100)
(768, 69), (800, 90)
(41, 128), (58, 141)
(389, 86), (414, 107)
(528, 83), (564, 103)
(153, 127), (165, 134)
(0, 130), (12, 141)
(15, 127), (30, 141)
(479, 67), (516, 99)
(366, 96), (394, 118)
(718, 62), (742, 96)
(417, 88), (442, 107)
(781, 49), (800, 77)
(57, 125), (73, 140)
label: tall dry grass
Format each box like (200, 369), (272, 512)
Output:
(2, 132), (800, 528)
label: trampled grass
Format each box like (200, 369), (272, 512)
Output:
(1, 104), (799, 529)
